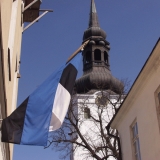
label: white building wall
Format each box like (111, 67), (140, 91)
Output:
(72, 91), (121, 160)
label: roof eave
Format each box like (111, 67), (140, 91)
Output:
(110, 37), (160, 129)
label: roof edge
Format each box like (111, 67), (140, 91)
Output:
(110, 37), (160, 128)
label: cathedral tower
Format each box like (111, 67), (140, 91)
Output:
(75, 0), (123, 94)
(71, 1), (123, 159)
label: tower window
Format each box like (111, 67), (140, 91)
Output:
(85, 51), (92, 63)
(94, 49), (101, 61)
(104, 51), (108, 63)
(84, 108), (90, 119)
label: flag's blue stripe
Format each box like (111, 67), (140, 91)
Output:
(20, 53), (81, 146)
(20, 65), (64, 146)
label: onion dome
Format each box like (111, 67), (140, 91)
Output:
(83, 0), (106, 41)
(75, 68), (124, 94)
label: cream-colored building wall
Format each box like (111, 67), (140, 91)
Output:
(1, 1), (12, 52)
(0, 0), (24, 160)
(1, 0), (23, 115)
(9, 0), (23, 113)
(111, 40), (160, 160)
(117, 78), (160, 160)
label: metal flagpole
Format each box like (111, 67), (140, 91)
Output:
(66, 40), (90, 64)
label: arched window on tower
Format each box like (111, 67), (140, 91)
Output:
(84, 108), (90, 119)
(94, 49), (101, 61)
(85, 51), (92, 63)
(104, 51), (108, 64)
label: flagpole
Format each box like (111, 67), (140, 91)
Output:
(66, 40), (90, 64)
(0, 41), (90, 122)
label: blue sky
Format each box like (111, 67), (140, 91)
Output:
(13, 0), (160, 159)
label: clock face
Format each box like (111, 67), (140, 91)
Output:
(95, 96), (109, 106)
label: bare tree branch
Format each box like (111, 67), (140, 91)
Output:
(46, 79), (130, 160)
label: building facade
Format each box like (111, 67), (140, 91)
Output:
(0, 0), (24, 159)
(72, 0), (124, 159)
(0, 0), (42, 159)
(111, 39), (160, 160)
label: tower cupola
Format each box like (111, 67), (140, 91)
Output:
(75, 0), (123, 94)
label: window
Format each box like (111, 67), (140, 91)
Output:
(104, 51), (108, 64)
(158, 92), (160, 104)
(15, 56), (17, 72)
(8, 48), (11, 81)
(131, 122), (141, 160)
(84, 108), (90, 119)
(154, 86), (160, 131)
(85, 51), (92, 63)
(94, 49), (101, 61)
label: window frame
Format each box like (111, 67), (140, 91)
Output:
(130, 121), (141, 160)
(154, 85), (160, 133)
(85, 51), (92, 64)
(104, 51), (109, 64)
(8, 48), (11, 81)
(94, 49), (101, 61)
(83, 107), (91, 119)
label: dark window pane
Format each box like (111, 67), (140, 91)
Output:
(94, 49), (101, 61)
(85, 51), (92, 63)
(84, 108), (90, 119)
(8, 48), (11, 81)
(104, 51), (108, 63)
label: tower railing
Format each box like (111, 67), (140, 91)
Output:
(84, 61), (109, 70)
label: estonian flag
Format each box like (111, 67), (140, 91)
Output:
(1, 53), (81, 146)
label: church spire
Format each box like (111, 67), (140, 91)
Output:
(89, 0), (99, 28)
(83, 0), (106, 41)
(75, 0), (123, 94)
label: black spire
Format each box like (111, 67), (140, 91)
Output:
(89, 0), (99, 27)
(75, 0), (123, 94)
(83, 0), (106, 41)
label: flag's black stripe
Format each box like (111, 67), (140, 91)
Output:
(1, 97), (29, 144)
(59, 63), (77, 95)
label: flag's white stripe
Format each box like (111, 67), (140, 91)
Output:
(49, 83), (70, 132)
